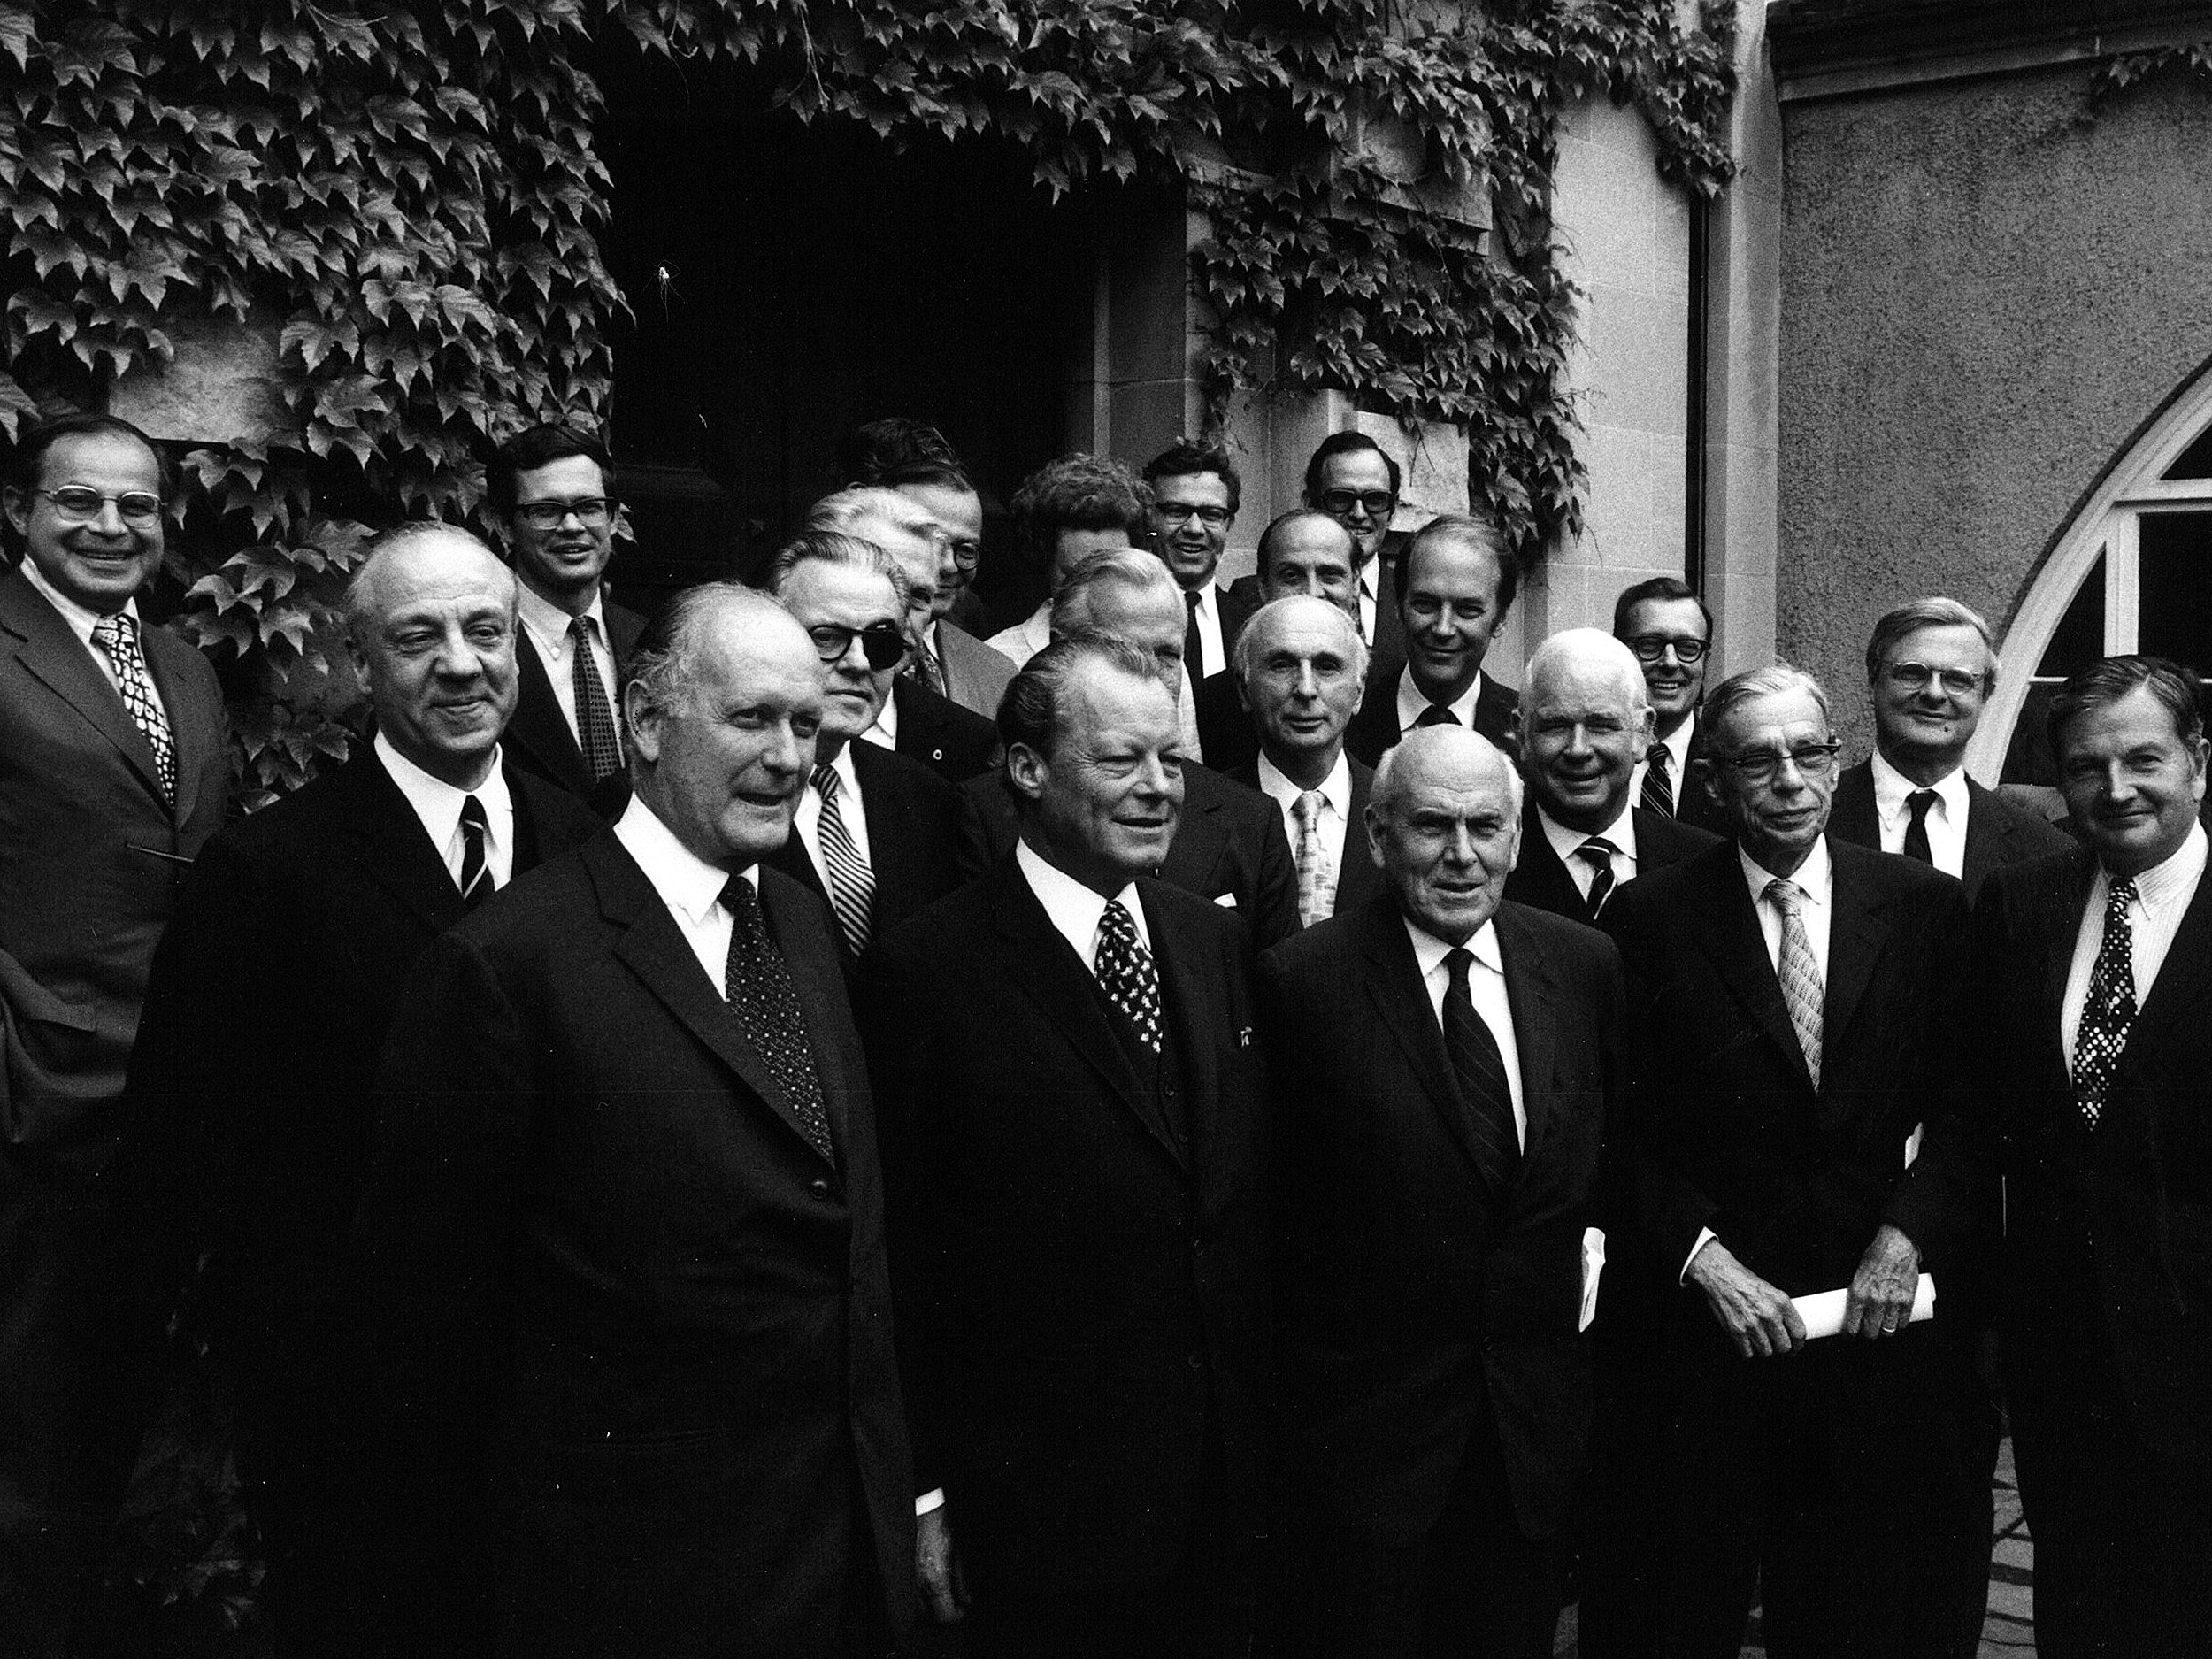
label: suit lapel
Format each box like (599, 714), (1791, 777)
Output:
(2120, 863), (2212, 1071)
(1688, 847), (1815, 1090)
(1143, 882), (1209, 1174)
(140, 626), (217, 826)
(1164, 778), (1230, 896)
(0, 572), (170, 810)
(1822, 843), (1893, 1064)
(346, 749), (471, 933)
(1829, 761), (1879, 852)
(760, 870), (856, 1157)
(1509, 807), (1591, 923)
(1494, 903), (1559, 1159)
(1359, 900), (1491, 1183)
(1337, 759), (1382, 916)
(510, 629), (591, 795)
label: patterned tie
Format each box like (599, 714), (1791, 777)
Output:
(1290, 791), (1337, 928)
(916, 632), (949, 697)
(1095, 899), (1164, 1054)
(1442, 947), (1520, 1187)
(2073, 878), (2138, 1130)
(1640, 741), (1674, 818)
(1576, 836), (1620, 919)
(457, 794), (491, 907)
(569, 617), (624, 783)
(1901, 789), (1938, 865)
(721, 878), (836, 1162)
(1414, 703), (1459, 729)
(810, 764), (877, 959)
(1764, 879), (1824, 1087)
(91, 612), (176, 806)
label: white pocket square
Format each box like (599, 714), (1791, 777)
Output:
(1213, 893), (1238, 908)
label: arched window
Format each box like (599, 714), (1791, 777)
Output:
(1975, 368), (2212, 787)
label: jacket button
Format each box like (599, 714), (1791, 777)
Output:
(932, 748), (947, 761)
(810, 1179), (832, 1198)
(1187, 1350), (1204, 1371)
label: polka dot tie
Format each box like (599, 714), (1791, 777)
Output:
(720, 878), (836, 1163)
(568, 617), (624, 784)
(1096, 899), (1164, 1054)
(2073, 878), (2137, 1130)
(1765, 878), (1824, 1088)
(91, 612), (175, 807)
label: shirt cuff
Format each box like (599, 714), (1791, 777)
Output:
(1681, 1227), (1717, 1285)
(915, 1488), (946, 1517)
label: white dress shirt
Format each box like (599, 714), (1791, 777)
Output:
(1393, 666), (1490, 739)
(1629, 713), (1697, 813)
(1016, 840), (1154, 969)
(612, 795), (756, 994)
(1870, 749), (1970, 878)
(1257, 749), (1355, 902)
(1356, 559), (1380, 649)
(2061, 822), (2208, 1069)
(1538, 802), (1640, 902)
(1186, 583), (1231, 680)
(985, 603), (1054, 670)
(374, 732), (515, 893)
(1402, 916), (1526, 1146)
(794, 742), (874, 889)
(516, 581), (620, 750)
(19, 558), (170, 718)
(856, 686), (898, 753)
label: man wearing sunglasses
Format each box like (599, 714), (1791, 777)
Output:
(490, 424), (644, 813)
(1613, 575), (1732, 837)
(1830, 597), (2067, 902)
(1302, 432), (1409, 702)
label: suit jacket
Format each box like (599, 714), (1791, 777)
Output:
(958, 764), (1301, 947)
(1969, 848), (2212, 1466)
(1502, 804), (1721, 927)
(765, 743), (964, 977)
(1225, 753), (1384, 925)
(1261, 895), (1624, 1544)
(354, 838), (913, 1655)
(1343, 669), (1518, 769)
(1648, 713), (1733, 838)
(891, 675), (1000, 784)
(862, 863), (1269, 1600)
(1829, 757), (2071, 903)
(1194, 668), (1258, 774)
(1211, 580), (1257, 673)
(503, 600), (644, 807)
(933, 620), (1017, 718)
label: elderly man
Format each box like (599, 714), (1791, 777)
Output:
(1504, 630), (1717, 926)
(124, 524), (603, 1647)
(1612, 577), (1725, 833)
(984, 454), (1154, 668)
(761, 532), (964, 977)
(1830, 596), (2067, 901)
(959, 549), (1301, 946)
(1203, 511), (1362, 772)
(1600, 664), (1987, 1659)
(1143, 439), (1254, 681)
(865, 634), (1270, 1659)
(1966, 657), (2212, 1658)
(0, 413), (229, 1656)
(354, 587), (912, 1656)
(1344, 515), (1519, 766)
(1261, 726), (1624, 1658)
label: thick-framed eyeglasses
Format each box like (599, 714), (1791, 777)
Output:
(515, 496), (613, 529)
(1624, 634), (1709, 665)
(943, 537), (983, 571)
(1883, 661), (1987, 696)
(1317, 488), (1396, 518)
(809, 622), (911, 672)
(1710, 740), (1843, 786)
(34, 488), (164, 526)
(1159, 503), (1233, 529)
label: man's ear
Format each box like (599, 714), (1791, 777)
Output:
(625, 682), (663, 765)
(1, 487), (28, 540)
(1005, 740), (1048, 804)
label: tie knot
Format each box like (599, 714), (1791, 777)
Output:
(811, 763), (840, 800)
(92, 611), (134, 649)
(2108, 877), (2138, 914)
(720, 876), (761, 923)
(1415, 703), (1459, 729)
(1102, 896), (1139, 943)
(459, 793), (488, 831)
(1907, 788), (1938, 821)
(1444, 944), (1473, 987)
(1292, 789), (1324, 826)
(1764, 878), (1803, 917)
(1647, 741), (1670, 765)
(1577, 837), (1617, 870)
(567, 614), (593, 643)
(1186, 588), (1202, 616)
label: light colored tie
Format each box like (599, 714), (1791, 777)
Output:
(2073, 879), (2138, 1129)
(1764, 878), (1824, 1087)
(811, 764), (876, 958)
(1290, 791), (1337, 928)
(91, 612), (176, 806)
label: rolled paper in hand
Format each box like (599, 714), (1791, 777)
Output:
(1789, 1273), (1935, 1340)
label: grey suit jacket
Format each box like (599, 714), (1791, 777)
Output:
(934, 622), (1018, 718)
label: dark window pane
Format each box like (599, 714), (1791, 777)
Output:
(2036, 549), (2105, 677)
(2162, 424), (2212, 480)
(2001, 683), (2062, 787)
(2138, 512), (2212, 673)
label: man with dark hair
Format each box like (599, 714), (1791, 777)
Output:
(1143, 439), (1253, 681)
(1343, 514), (1519, 766)
(354, 584), (913, 1656)
(987, 453), (1156, 667)
(1965, 655), (2212, 1658)
(865, 634), (1269, 1658)
(1612, 575), (1726, 834)
(1302, 432), (1408, 687)
(488, 422), (645, 810)
(1830, 596), (2066, 902)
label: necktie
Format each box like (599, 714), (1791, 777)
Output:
(917, 632), (949, 697)
(1414, 703), (1459, 729)
(721, 878), (836, 1161)
(1640, 741), (1674, 819)
(1901, 789), (1938, 864)
(1290, 791), (1337, 928)
(1096, 899), (1164, 1054)
(457, 794), (491, 907)
(569, 617), (623, 784)
(2073, 879), (2138, 1130)
(1576, 836), (1620, 919)
(1184, 588), (1205, 681)
(1764, 879), (1824, 1087)
(811, 764), (876, 959)
(91, 612), (176, 806)
(1442, 947), (1520, 1187)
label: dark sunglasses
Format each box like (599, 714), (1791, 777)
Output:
(808, 622), (911, 672)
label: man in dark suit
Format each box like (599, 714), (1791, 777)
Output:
(1598, 664), (1987, 1659)
(0, 414), (229, 1656)
(864, 634), (1270, 1658)
(957, 549), (1300, 945)
(491, 424), (646, 809)
(1344, 514), (1519, 767)
(1302, 432), (1409, 694)
(761, 532), (963, 977)
(1205, 510), (1362, 775)
(1829, 596), (2069, 902)
(1221, 595), (1380, 927)
(354, 587), (912, 1656)
(886, 673), (999, 782)
(1613, 577), (1729, 837)
(1261, 724), (1624, 1658)
(1966, 656), (2212, 1658)
(1143, 439), (1256, 682)
(122, 524), (602, 1648)
(1504, 630), (1717, 927)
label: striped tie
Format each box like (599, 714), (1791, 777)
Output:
(812, 764), (876, 958)
(1765, 879), (1824, 1087)
(1640, 741), (1673, 818)
(1576, 836), (1619, 919)
(457, 794), (491, 908)
(1442, 947), (1520, 1188)
(91, 612), (176, 806)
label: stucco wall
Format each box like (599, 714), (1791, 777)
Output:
(1777, 64), (2212, 752)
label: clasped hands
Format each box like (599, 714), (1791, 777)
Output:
(1687, 1223), (1920, 1358)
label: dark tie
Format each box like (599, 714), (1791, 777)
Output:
(2073, 879), (2138, 1130)
(569, 617), (624, 784)
(1764, 879), (1823, 1087)
(1640, 741), (1674, 818)
(91, 612), (176, 806)
(457, 794), (491, 908)
(1442, 947), (1520, 1187)
(916, 631), (949, 697)
(1414, 703), (1459, 729)
(1576, 836), (1619, 919)
(1096, 899), (1164, 1054)
(720, 878), (836, 1162)
(811, 764), (876, 959)
(1184, 588), (1205, 682)
(1901, 789), (1938, 864)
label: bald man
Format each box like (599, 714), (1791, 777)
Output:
(123, 524), (603, 1647)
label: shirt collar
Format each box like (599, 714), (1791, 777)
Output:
(1870, 747), (1969, 826)
(1661, 712), (1696, 770)
(1187, 583), (1217, 623)
(613, 792), (754, 927)
(1538, 800), (1637, 865)
(1738, 833), (1832, 911)
(373, 731), (510, 847)
(2104, 819), (2209, 912)
(1015, 840), (1150, 960)
(866, 685), (900, 744)
(1395, 665), (1486, 730)
(815, 740), (861, 798)
(1256, 749), (1353, 818)
(19, 557), (140, 645)
(515, 580), (603, 656)
(1403, 915), (1504, 981)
